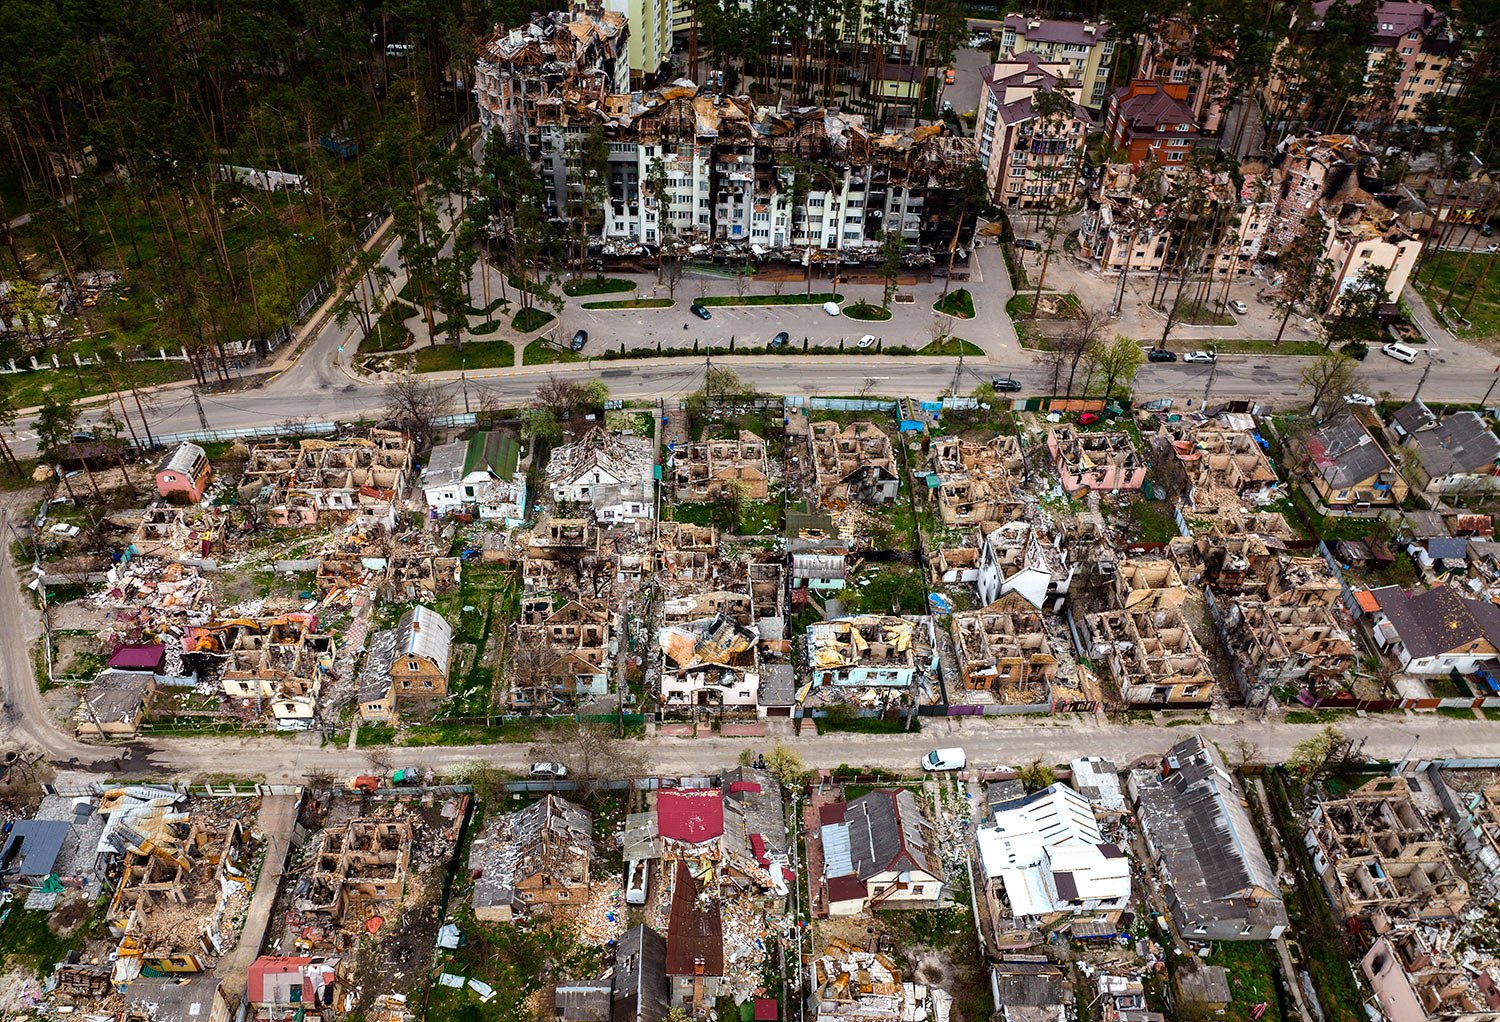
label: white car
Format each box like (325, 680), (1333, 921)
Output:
(922, 747), (967, 772)
(822, 301), (841, 316)
(1183, 350), (1216, 363)
(856, 334), (876, 348)
(1344, 392), (1377, 406)
(529, 762), (568, 780)
(1382, 342), (1418, 363)
(1228, 299), (1248, 314)
(48, 522), (80, 538)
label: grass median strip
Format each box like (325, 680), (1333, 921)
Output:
(580, 297), (675, 309)
(524, 338), (583, 365)
(932, 288), (975, 318)
(698, 292), (842, 306)
(563, 276), (636, 296)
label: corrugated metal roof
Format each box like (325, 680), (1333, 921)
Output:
(822, 821), (853, 876)
(396, 606), (453, 674)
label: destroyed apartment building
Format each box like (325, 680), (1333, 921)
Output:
(1222, 601), (1356, 705)
(1155, 417), (1280, 512)
(925, 434), (1026, 526)
(805, 615), (939, 708)
(670, 432), (772, 503)
(658, 614), (761, 714)
(547, 428), (656, 524)
(1362, 928), (1500, 1022)
(104, 803), (254, 978)
(523, 517), (605, 594)
(475, 33), (980, 259)
(470, 795), (594, 922)
(199, 613), (336, 729)
(951, 601), (1059, 709)
(513, 596), (613, 708)
(808, 421), (901, 507)
(131, 505), (228, 560)
(238, 429), (413, 528)
(1048, 426), (1148, 496)
(295, 817), (413, 926)
(1086, 604), (1214, 706)
(1307, 777), (1470, 928)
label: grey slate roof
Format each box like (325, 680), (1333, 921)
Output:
(1391, 399), (1436, 437)
(1370, 584), (1500, 659)
(556, 981), (612, 1022)
(84, 671), (152, 723)
(0, 819), (72, 879)
(1002, 13), (1111, 44)
(470, 795), (594, 912)
(844, 789), (944, 881)
(990, 961), (1066, 1007)
(1305, 410), (1395, 488)
(1410, 411), (1500, 478)
(1134, 736), (1288, 935)
(612, 925), (669, 1022)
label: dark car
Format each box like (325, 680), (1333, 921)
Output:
(1015, 239), (1041, 251)
(771, 331), (790, 348)
(1147, 347), (1177, 362)
(570, 330), (588, 351)
(690, 302), (712, 320)
(990, 377), (1022, 392)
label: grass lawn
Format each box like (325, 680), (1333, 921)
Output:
(699, 292), (841, 306)
(581, 297), (674, 309)
(362, 303), (415, 352)
(511, 307), (556, 332)
(932, 288), (975, 318)
(814, 715), (915, 735)
(1209, 338), (1327, 356)
(563, 277), (636, 297)
(7, 356), (195, 410)
(666, 496), (783, 536)
(844, 301), (892, 321)
(1203, 941), (1285, 1022)
(523, 339), (583, 366)
(427, 917), (608, 1022)
(1166, 299), (1234, 326)
(1006, 292), (1083, 319)
(410, 340), (515, 373)
(0, 903), (93, 977)
(1117, 497), (1180, 543)
(850, 564), (929, 614)
(1413, 251), (1500, 337)
(918, 337), (984, 356)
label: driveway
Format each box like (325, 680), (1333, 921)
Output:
(217, 792), (301, 998)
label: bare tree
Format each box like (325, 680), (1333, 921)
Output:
(1299, 352), (1361, 413)
(1062, 307), (1110, 397)
(384, 371), (444, 443)
(528, 721), (647, 793)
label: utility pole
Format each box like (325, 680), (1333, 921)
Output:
(191, 389), (209, 430)
(1412, 353), (1434, 403)
(460, 354), (470, 415)
(1481, 366), (1500, 408)
(1202, 353), (1218, 408)
(950, 344), (965, 396)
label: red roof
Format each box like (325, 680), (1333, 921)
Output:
(827, 875), (867, 904)
(755, 999), (779, 1021)
(247, 957), (312, 1003)
(818, 803), (846, 826)
(728, 781), (761, 794)
(656, 789), (724, 843)
(108, 644), (165, 671)
(1355, 589), (1382, 613)
(750, 833), (767, 864)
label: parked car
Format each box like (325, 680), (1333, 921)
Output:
(856, 334), (876, 348)
(1078, 411), (1101, 425)
(391, 767), (423, 786)
(770, 331), (790, 348)
(347, 775), (382, 793)
(991, 377), (1022, 392)
(1382, 341), (1418, 363)
(1344, 392), (1377, 406)
(944, 68), (956, 85)
(1147, 347), (1177, 362)
(822, 301), (841, 316)
(922, 748), (967, 772)
(1483, 223), (1495, 237)
(529, 762), (568, 780)
(1228, 299), (1248, 314)
(1183, 350), (1216, 363)
(570, 329), (588, 351)
(625, 859), (650, 905)
(49, 522), (80, 538)
(690, 302), (712, 320)
(1015, 238), (1041, 251)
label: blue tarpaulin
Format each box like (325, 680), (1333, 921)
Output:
(899, 420), (925, 432)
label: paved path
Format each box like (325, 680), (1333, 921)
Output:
(217, 793), (301, 997)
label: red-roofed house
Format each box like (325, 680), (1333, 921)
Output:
(246, 957), (341, 1020)
(1104, 81), (1201, 166)
(655, 789), (725, 847)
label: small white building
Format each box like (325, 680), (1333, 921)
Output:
(420, 431), (527, 521)
(547, 428), (655, 523)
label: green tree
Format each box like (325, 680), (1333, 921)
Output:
(644, 156), (671, 282)
(1095, 334), (1146, 399)
(521, 406), (562, 444)
(879, 229), (903, 309)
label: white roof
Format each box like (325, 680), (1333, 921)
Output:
(977, 783), (1127, 918)
(1069, 757), (1125, 811)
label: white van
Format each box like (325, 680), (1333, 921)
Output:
(1382, 342), (1418, 363)
(922, 748), (966, 772)
(625, 859), (650, 905)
